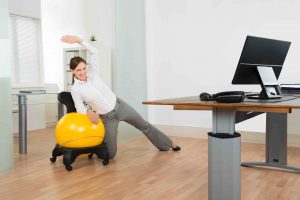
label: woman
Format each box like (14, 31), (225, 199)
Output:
(61, 35), (181, 159)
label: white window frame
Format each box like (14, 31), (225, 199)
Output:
(9, 14), (44, 88)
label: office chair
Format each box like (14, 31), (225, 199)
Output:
(50, 91), (110, 171)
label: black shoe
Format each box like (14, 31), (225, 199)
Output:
(171, 145), (181, 151)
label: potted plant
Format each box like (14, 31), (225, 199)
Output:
(90, 34), (96, 42)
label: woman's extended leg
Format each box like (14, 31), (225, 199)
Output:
(115, 98), (175, 151)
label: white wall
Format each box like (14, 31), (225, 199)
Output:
(83, 0), (115, 89)
(41, 0), (89, 90)
(9, 0), (41, 18)
(84, 0), (115, 49)
(41, 0), (114, 90)
(146, 0), (300, 132)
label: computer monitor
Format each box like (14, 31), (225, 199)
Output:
(232, 36), (291, 99)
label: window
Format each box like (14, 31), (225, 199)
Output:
(9, 14), (43, 87)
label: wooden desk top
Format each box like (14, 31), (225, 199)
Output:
(143, 95), (300, 113)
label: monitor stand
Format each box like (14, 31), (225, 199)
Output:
(247, 66), (282, 99)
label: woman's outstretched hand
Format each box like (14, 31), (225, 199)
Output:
(61, 35), (82, 44)
(87, 110), (100, 124)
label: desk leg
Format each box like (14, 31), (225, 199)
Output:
(18, 95), (27, 154)
(242, 113), (300, 172)
(208, 108), (241, 200)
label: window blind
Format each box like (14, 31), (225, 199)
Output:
(9, 15), (42, 86)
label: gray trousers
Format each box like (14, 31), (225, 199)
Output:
(99, 97), (172, 159)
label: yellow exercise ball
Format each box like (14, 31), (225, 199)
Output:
(55, 113), (105, 148)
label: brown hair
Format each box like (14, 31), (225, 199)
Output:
(69, 56), (87, 70)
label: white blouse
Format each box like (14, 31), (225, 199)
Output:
(71, 40), (116, 115)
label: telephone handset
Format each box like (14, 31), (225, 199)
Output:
(199, 91), (245, 103)
(212, 91), (244, 98)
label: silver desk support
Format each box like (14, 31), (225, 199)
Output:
(241, 112), (300, 172)
(17, 94), (64, 154)
(208, 110), (300, 200)
(208, 107), (241, 200)
(18, 94), (27, 154)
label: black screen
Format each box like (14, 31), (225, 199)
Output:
(232, 36), (291, 84)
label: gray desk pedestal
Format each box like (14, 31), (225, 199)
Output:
(18, 95), (27, 154)
(208, 108), (241, 200)
(209, 110), (300, 200)
(17, 93), (64, 154)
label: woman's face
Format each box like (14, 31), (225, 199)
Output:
(72, 62), (87, 81)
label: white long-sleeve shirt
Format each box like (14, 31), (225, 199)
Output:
(71, 40), (116, 115)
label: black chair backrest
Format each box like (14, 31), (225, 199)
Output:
(58, 92), (76, 113)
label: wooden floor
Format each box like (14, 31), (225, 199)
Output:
(1, 127), (300, 200)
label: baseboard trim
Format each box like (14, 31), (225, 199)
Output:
(46, 122), (56, 128)
(13, 123), (56, 137)
(155, 124), (300, 148)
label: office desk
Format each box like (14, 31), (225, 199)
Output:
(143, 95), (300, 200)
(13, 93), (64, 154)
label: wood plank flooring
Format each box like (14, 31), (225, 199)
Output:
(1, 127), (300, 200)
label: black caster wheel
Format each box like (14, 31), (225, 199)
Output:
(103, 159), (109, 166)
(88, 153), (93, 159)
(50, 157), (56, 163)
(65, 165), (73, 171)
